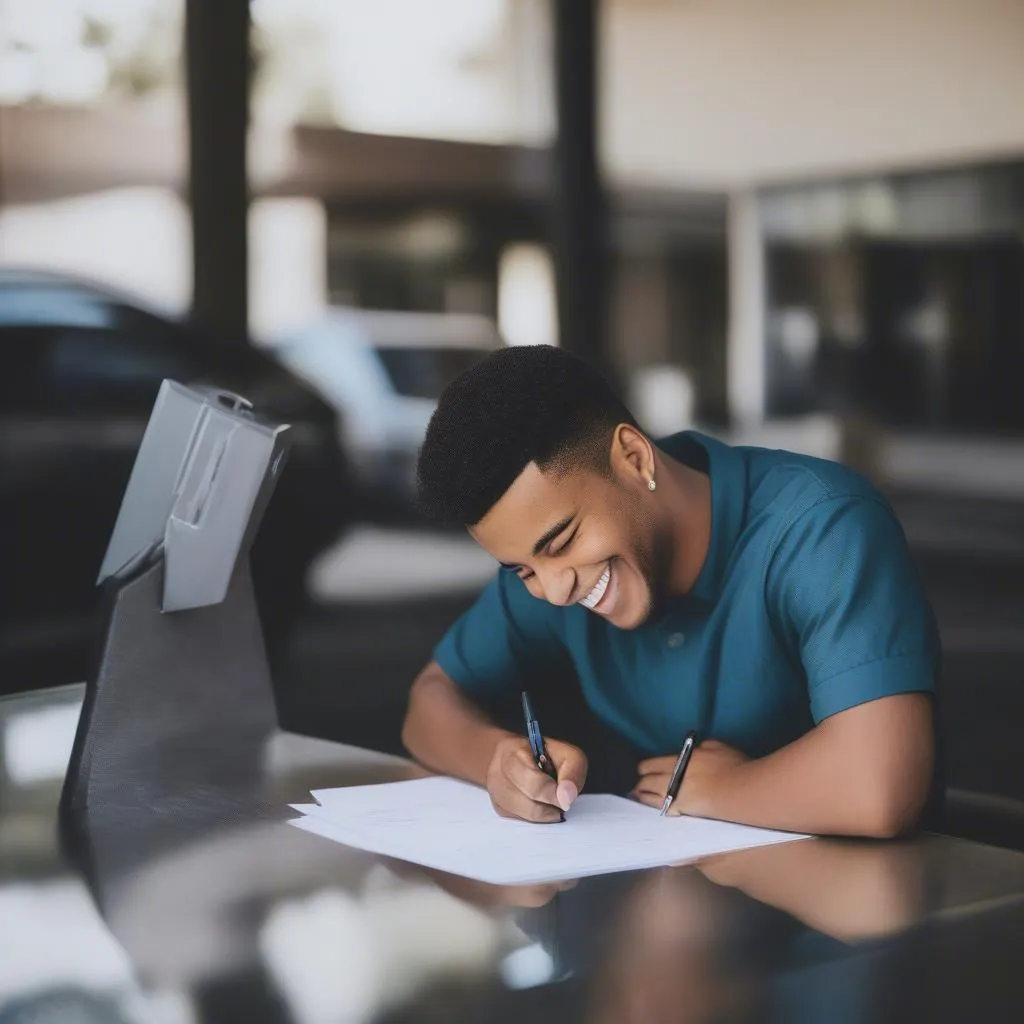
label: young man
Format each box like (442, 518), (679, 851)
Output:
(403, 345), (939, 838)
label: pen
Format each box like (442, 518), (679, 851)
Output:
(521, 690), (564, 822)
(660, 730), (699, 816)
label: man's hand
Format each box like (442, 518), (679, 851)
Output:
(631, 740), (749, 817)
(629, 696), (934, 837)
(486, 735), (588, 823)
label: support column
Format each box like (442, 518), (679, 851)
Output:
(185, 0), (250, 339)
(727, 188), (767, 428)
(551, 0), (617, 391)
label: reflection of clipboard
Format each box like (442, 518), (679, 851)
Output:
(507, 899), (568, 986)
(511, 873), (642, 986)
(61, 381), (291, 823)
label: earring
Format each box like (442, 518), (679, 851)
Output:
(648, 478), (657, 492)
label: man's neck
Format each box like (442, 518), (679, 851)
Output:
(657, 451), (713, 596)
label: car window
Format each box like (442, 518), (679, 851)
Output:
(42, 328), (199, 412)
(374, 346), (491, 400)
(0, 286), (114, 329)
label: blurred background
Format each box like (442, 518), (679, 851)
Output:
(2, 0), (1022, 848)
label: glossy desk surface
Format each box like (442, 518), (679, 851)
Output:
(2, 685), (1023, 1024)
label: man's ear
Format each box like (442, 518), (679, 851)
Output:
(610, 424), (655, 484)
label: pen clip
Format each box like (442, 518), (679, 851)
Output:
(524, 720), (538, 755)
(521, 690), (564, 819)
(522, 691), (559, 786)
(522, 692), (543, 760)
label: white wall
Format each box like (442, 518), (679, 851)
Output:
(603, 0), (1024, 187)
(0, 187), (190, 312)
(0, 189), (329, 338)
(248, 197), (327, 339)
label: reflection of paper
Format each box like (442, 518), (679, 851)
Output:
(287, 777), (808, 885)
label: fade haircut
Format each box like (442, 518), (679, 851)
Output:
(416, 345), (637, 526)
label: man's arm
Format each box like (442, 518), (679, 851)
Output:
(642, 493), (938, 838)
(635, 693), (934, 837)
(402, 661), (587, 821)
(402, 661), (514, 786)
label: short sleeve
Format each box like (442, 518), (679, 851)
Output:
(766, 496), (940, 724)
(433, 569), (569, 698)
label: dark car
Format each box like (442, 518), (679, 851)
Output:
(0, 269), (353, 694)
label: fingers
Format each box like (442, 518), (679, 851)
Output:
(632, 772), (670, 797)
(491, 745), (562, 823)
(552, 743), (588, 811)
(630, 771), (686, 815)
(492, 790), (562, 823)
(555, 781), (578, 812)
(486, 737), (589, 822)
(493, 798), (561, 823)
(629, 783), (684, 815)
(637, 754), (675, 776)
(508, 748), (559, 803)
(630, 788), (665, 811)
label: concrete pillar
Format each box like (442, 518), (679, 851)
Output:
(727, 189), (766, 427)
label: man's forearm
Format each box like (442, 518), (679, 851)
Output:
(689, 736), (894, 836)
(401, 664), (514, 785)
(683, 696), (935, 838)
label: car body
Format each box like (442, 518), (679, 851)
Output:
(266, 307), (504, 513)
(0, 268), (353, 693)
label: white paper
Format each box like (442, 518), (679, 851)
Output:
(287, 777), (808, 885)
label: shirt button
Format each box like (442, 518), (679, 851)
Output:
(667, 632), (685, 649)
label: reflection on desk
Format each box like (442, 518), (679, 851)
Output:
(2, 684), (1024, 1024)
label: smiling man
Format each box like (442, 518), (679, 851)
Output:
(402, 345), (940, 838)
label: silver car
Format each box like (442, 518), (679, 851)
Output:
(267, 307), (504, 514)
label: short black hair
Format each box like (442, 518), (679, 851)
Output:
(416, 345), (637, 526)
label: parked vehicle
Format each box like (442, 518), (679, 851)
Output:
(265, 307), (504, 515)
(0, 269), (353, 693)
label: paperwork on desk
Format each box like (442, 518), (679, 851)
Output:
(287, 777), (808, 885)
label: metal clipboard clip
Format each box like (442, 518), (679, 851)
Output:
(97, 380), (291, 612)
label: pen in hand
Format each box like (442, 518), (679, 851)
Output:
(660, 730), (699, 816)
(521, 690), (565, 822)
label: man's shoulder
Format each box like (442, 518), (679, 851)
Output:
(657, 429), (890, 540)
(659, 430), (878, 499)
(738, 441), (886, 524)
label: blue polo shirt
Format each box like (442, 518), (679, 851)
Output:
(433, 431), (939, 758)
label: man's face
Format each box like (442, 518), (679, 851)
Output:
(470, 438), (671, 630)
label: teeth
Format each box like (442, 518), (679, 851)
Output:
(580, 566), (611, 610)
